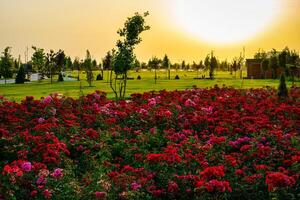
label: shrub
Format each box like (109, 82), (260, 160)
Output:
(15, 65), (25, 84)
(96, 74), (103, 80)
(278, 73), (288, 99)
(58, 72), (64, 82)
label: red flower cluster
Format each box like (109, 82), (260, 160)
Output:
(0, 87), (299, 199)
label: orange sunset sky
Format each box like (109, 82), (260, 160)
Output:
(0, 0), (299, 63)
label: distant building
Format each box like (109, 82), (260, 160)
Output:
(246, 59), (299, 79)
(246, 59), (263, 79)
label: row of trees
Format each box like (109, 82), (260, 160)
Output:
(254, 47), (299, 79)
(0, 45), (245, 85)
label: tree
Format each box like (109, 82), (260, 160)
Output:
(45, 50), (56, 84)
(103, 51), (113, 83)
(0, 47), (13, 84)
(254, 49), (267, 59)
(231, 60), (238, 78)
(15, 64), (25, 84)
(196, 60), (205, 78)
(65, 56), (73, 70)
(92, 59), (97, 69)
(181, 61), (186, 70)
(278, 73), (288, 99)
(278, 48), (287, 69)
(269, 49), (279, 79)
(205, 52), (218, 80)
(73, 57), (80, 81)
(261, 58), (269, 79)
(110, 12), (150, 100)
(31, 46), (46, 80)
(162, 54), (171, 79)
(84, 50), (93, 87)
(148, 57), (161, 84)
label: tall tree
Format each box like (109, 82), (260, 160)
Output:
(162, 54), (171, 79)
(148, 57), (161, 84)
(0, 47), (13, 84)
(73, 57), (80, 81)
(45, 50), (56, 84)
(269, 49), (279, 79)
(231, 60), (238, 78)
(205, 52), (218, 80)
(15, 65), (26, 84)
(261, 58), (269, 79)
(196, 60), (205, 78)
(84, 50), (93, 87)
(31, 46), (46, 80)
(54, 50), (66, 82)
(181, 61), (186, 70)
(134, 58), (141, 72)
(103, 51), (113, 83)
(111, 12), (150, 100)
(92, 59), (97, 69)
(65, 56), (73, 70)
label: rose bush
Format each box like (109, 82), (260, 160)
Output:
(0, 86), (299, 199)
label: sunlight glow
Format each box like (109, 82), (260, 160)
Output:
(172, 0), (282, 44)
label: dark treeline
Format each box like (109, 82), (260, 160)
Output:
(0, 46), (299, 85)
(253, 47), (299, 79)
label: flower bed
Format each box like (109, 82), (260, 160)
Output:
(1, 86), (300, 199)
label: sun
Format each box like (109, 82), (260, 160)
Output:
(171, 0), (282, 44)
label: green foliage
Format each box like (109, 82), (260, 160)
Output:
(102, 51), (113, 70)
(58, 72), (64, 82)
(65, 56), (73, 70)
(269, 49), (279, 79)
(261, 58), (270, 79)
(84, 50), (94, 87)
(31, 46), (46, 79)
(0, 47), (13, 84)
(205, 52), (218, 79)
(110, 12), (150, 99)
(15, 65), (25, 84)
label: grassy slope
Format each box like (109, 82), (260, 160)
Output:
(0, 70), (299, 102)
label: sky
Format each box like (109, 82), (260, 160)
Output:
(0, 0), (299, 63)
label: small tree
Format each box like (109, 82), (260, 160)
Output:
(181, 60), (186, 70)
(261, 59), (269, 79)
(231, 60), (238, 78)
(269, 49), (279, 79)
(15, 65), (25, 84)
(31, 46), (46, 80)
(196, 60), (205, 78)
(205, 52), (218, 80)
(84, 50), (93, 87)
(73, 57), (80, 81)
(65, 56), (73, 71)
(278, 73), (288, 99)
(110, 12), (150, 100)
(55, 50), (66, 82)
(162, 54), (171, 79)
(0, 47), (13, 84)
(103, 51), (113, 83)
(148, 57), (161, 84)
(45, 50), (56, 84)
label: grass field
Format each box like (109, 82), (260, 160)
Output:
(0, 70), (299, 102)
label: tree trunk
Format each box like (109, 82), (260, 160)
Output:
(50, 68), (53, 84)
(109, 70), (118, 100)
(155, 68), (157, 84)
(122, 72), (127, 99)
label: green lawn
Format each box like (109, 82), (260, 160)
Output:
(0, 70), (299, 102)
